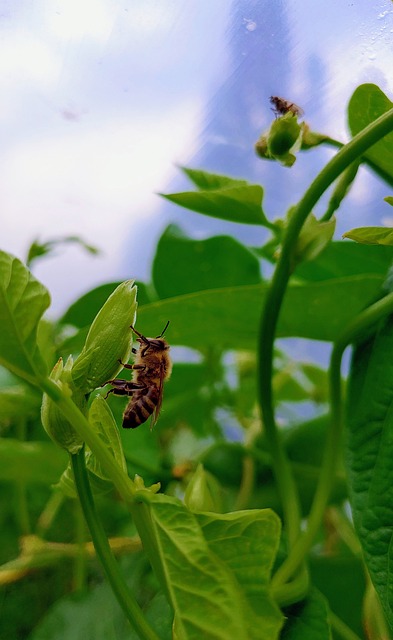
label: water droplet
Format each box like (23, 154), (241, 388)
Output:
(243, 18), (257, 32)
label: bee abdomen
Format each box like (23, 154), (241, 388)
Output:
(122, 387), (159, 429)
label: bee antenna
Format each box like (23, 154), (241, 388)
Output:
(130, 324), (149, 344)
(156, 320), (170, 338)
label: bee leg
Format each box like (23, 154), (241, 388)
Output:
(103, 379), (146, 399)
(118, 358), (146, 371)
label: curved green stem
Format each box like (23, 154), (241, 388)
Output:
(259, 107), (393, 554)
(71, 449), (160, 640)
(272, 291), (393, 588)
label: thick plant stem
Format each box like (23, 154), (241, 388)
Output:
(71, 450), (160, 640)
(272, 291), (393, 587)
(259, 108), (393, 557)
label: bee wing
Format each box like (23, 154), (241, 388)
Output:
(150, 361), (166, 429)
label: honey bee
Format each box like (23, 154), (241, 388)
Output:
(104, 322), (172, 429)
(270, 96), (304, 118)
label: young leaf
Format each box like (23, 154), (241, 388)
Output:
(161, 180), (267, 226)
(0, 250), (50, 385)
(152, 224), (261, 299)
(343, 226), (393, 246)
(346, 314), (393, 628)
(133, 491), (283, 640)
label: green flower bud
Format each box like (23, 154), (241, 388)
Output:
(71, 280), (137, 393)
(184, 463), (222, 512)
(255, 114), (303, 167)
(41, 356), (84, 454)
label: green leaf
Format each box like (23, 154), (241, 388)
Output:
(152, 225), (261, 299)
(281, 589), (331, 639)
(161, 174), (267, 225)
(137, 276), (386, 350)
(134, 492), (283, 640)
(348, 84), (393, 184)
(0, 438), (67, 484)
(385, 196), (393, 207)
(26, 235), (100, 268)
(346, 314), (393, 627)
(0, 250), (50, 385)
(295, 241), (393, 282)
(196, 509), (282, 626)
(309, 554), (366, 638)
(343, 226), (393, 246)
(0, 385), (41, 421)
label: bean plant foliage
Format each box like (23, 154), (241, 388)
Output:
(2, 83), (393, 639)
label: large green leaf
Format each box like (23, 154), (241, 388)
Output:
(0, 251), (50, 385)
(281, 589), (331, 639)
(133, 491), (283, 640)
(137, 276), (385, 350)
(161, 168), (267, 225)
(346, 315), (393, 628)
(196, 510), (282, 626)
(152, 225), (261, 299)
(295, 241), (393, 282)
(0, 439), (67, 484)
(348, 84), (393, 184)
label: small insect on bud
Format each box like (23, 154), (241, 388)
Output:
(270, 96), (304, 118)
(104, 322), (172, 429)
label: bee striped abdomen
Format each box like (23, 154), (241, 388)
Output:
(123, 386), (159, 429)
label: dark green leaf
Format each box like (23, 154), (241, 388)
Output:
(295, 241), (393, 282)
(0, 251), (50, 385)
(152, 225), (261, 299)
(281, 589), (331, 639)
(137, 276), (385, 350)
(348, 84), (393, 184)
(0, 385), (41, 421)
(309, 554), (366, 638)
(343, 226), (393, 246)
(346, 315), (393, 628)
(0, 439), (67, 484)
(161, 179), (267, 225)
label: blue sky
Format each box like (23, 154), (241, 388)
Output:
(1, 0), (393, 314)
